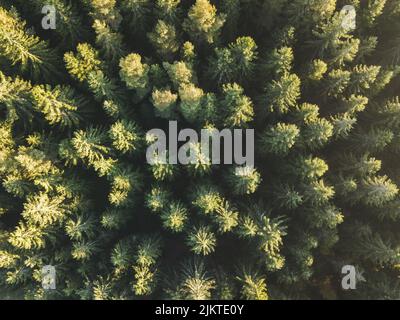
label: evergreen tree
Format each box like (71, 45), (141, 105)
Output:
(148, 20), (180, 60)
(236, 269), (268, 300)
(186, 225), (217, 256)
(208, 37), (258, 84)
(31, 85), (85, 128)
(220, 83), (254, 127)
(260, 123), (300, 155)
(0, 7), (58, 80)
(226, 166), (261, 195)
(119, 53), (150, 95)
(183, 0), (226, 44)
(265, 73), (301, 114)
(165, 259), (216, 300)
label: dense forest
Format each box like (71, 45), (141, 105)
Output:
(0, 0), (399, 300)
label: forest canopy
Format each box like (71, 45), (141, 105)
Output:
(0, 0), (400, 300)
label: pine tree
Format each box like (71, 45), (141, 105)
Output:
(178, 83), (204, 123)
(0, 71), (34, 124)
(132, 236), (161, 296)
(8, 223), (45, 250)
(151, 88), (178, 119)
(220, 83), (254, 127)
(191, 183), (223, 215)
(163, 60), (193, 89)
(166, 259), (216, 300)
(300, 117), (333, 150)
(259, 123), (300, 155)
(186, 225), (217, 256)
(265, 73), (301, 114)
(93, 20), (126, 63)
(31, 85), (85, 128)
(226, 166), (261, 195)
(148, 20), (180, 60)
(155, 0), (181, 23)
(145, 185), (171, 213)
(238, 210), (287, 271)
(291, 155), (329, 181)
(236, 269), (268, 300)
(119, 53), (150, 95)
(0, 7), (58, 80)
(72, 240), (98, 261)
(108, 120), (141, 154)
(183, 0), (226, 44)
(22, 192), (66, 227)
(19, 0), (87, 47)
(350, 224), (400, 267)
(71, 127), (109, 165)
(273, 184), (303, 209)
(357, 176), (399, 207)
(64, 43), (102, 83)
(208, 37), (258, 84)
(161, 201), (188, 233)
(65, 214), (96, 241)
(351, 128), (394, 153)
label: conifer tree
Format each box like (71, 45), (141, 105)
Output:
(0, 7), (58, 80)
(119, 53), (150, 95)
(161, 201), (188, 233)
(186, 225), (217, 256)
(31, 85), (85, 128)
(260, 123), (300, 155)
(220, 83), (254, 127)
(226, 166), (261, 195)
(236, 269), (268, 300)
(208, 37), (258, 84)
(183, 0), (226, 44)
(148, 20), (180, 60)
(165, 259), (216, 300)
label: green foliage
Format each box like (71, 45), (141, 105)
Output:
(226, 166), (261, 195)
(93, 19), (126, 63)
(166, 259), (216, 300)
(145, 185), (171, 213)
(65, 43), (102, 83)
(161, 201), (188, 232)
(209, 37), (258, 84)
(151, 88), (178, 118)
(132, 236), (161, 296)
(31, 85), (84, 128)
(186, 225), (217, 256)
(0, 7), (58, 80)
(178, 83), (204, 123)
(1, 0), (400, 301)
(238, 210), (287, 271)
(108, 120), (141, 154)
(148, 20), (180, 59)
(260, 123), (300, 155)
(163, 60), (193, 89)
(183, 0), (226, 44)
(265, 73), (301, 114)
(119, 53), (150, 92)
(236, 269), (268, 300)
(220, 83), (254, 127)
(357, 176), (399, 207)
